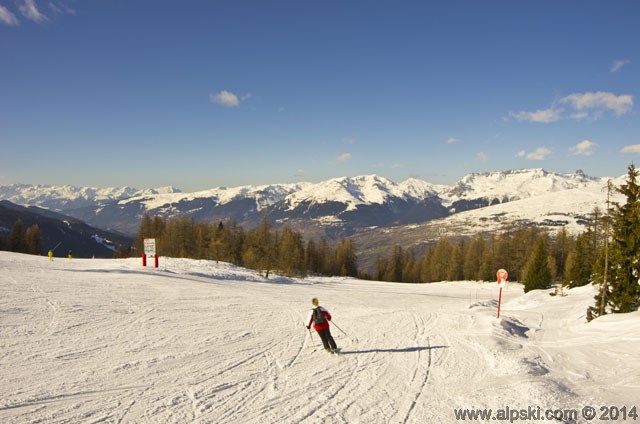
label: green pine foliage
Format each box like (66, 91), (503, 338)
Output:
(522, 237), (553, 293)
(565, 230), (597, 287)
(601, 164), (640, 314)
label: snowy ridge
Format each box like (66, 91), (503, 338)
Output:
(434, 171), (624, 234)
(0, 183), (181, 211)
(441, 168), (606, 207)
(122, 182), (307, 211)
(0, 169), (625, 241)
(1, 168), (613, 213)
(284, 175), (440, 211)
(124, 175), (441, 213)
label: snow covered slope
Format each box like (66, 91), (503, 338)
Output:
(1, 252), (637, 423)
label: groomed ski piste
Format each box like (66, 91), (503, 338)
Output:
(1, 251), (638, 423)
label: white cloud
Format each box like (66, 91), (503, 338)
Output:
(476, 152), (488, 161)
(337, 153), (352, 162)
(560, 91), (633, 117)
(516, 150), (526, 158)
(570, 112), (589, 121)
(19, 0), (47, 23)
(524, 147), (552, 161)
(209, 90), (240, 108)
(610, 59), (630, 73)
(509, 108), (563, 123)
(343, 137), (356, 145)
(510, 91), (633, 123)
(0, 5), (19, 25)
(446, 137), (462, 144)
(569, 140), (597, 156)
(48, 2), (76, 15)
(621, 145), (640, 154)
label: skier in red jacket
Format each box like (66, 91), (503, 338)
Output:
(306, 297), (338, 353)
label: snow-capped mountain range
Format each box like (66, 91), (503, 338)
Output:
(0, 184), (181, 212)
(0, 168), (623, 242)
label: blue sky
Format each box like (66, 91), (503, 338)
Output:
(1, 1), (639, 191)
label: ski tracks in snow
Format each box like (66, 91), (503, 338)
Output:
(397, 313), (434, 424)
(2, 255), (577, 423)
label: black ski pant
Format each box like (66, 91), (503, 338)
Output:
(317, 327), (337, 351)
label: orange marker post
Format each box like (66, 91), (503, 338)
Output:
(496, 269), (508, 318)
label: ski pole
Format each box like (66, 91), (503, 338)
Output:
(305, 324), (318, 351)
(330, 320), (348, 336)
(331, 320), (359, 343)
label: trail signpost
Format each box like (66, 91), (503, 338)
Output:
(497, 268), (508, 318)
(143, 238), (159, 268)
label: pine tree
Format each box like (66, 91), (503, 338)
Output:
(336, 238), (358, 277)
(565, 230), (597, 287)
(376, 255), (389, 281)
(9, 219), (27, 253)
(523, 237), (552, 292)
(551, 228), (573, 280)
(604, 165), (640, 313)
(402, 250), (419, 282)
(462, 237), (484, 280)
(278, 227), (306, 277)
(510, 228), (540, 282)
(446, 243), (464, 281)
(430, 238), (452, 281)
(419, 248), (433, 283)
(305, 239), (319, 274)
(478, 235), (498, 281)
(25, 224), (42, 255)
(244, 212), (276, 278)
(385, 245), (404, 282)
(317, 239), (333, 275)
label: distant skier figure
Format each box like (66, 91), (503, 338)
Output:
(48, 250), (53, 261)
(306, 297), (338, 354)
(68, 250), (72, 260)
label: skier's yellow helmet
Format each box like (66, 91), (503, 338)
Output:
(311, 297), (319, 306)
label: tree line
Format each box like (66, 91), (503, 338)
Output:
(373, 226), (577, 289)
(373, 164), (640, 320)
(134, 213), (358, 279)
(0, 219), (42, 255)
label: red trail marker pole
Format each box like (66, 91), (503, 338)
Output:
(496, 269), (508, 318)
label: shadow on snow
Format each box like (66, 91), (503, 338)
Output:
(339, 345), (449, 355)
